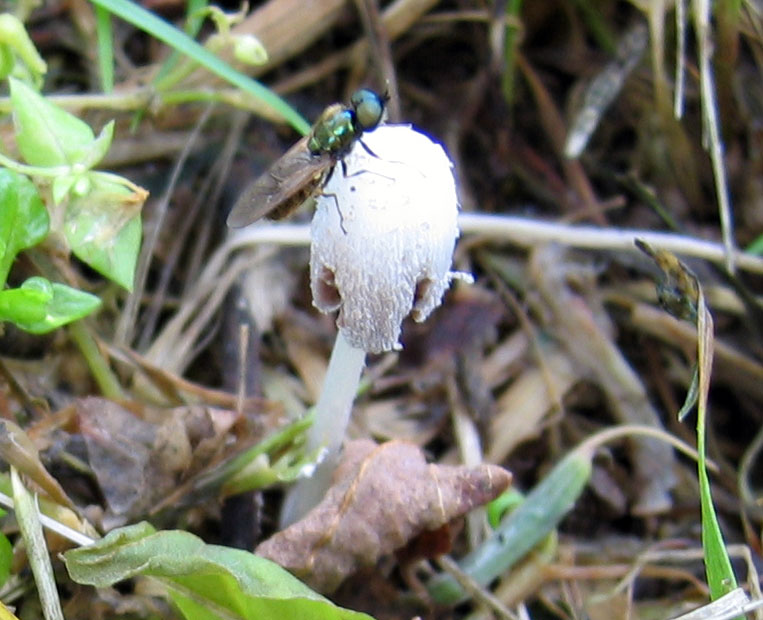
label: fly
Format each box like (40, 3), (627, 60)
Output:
(226, 89), (386, 228)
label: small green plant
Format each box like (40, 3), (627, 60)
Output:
(637, 240), (740, 609)
(0, 14), (148, 334)
(0, 79), (146, 331)
(5, 77), (145, 291)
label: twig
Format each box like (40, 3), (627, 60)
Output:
(226, 214), (763, 275)
(693, 0), (737, 273)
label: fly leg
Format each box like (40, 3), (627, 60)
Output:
(319, 190), (347, 234)
(340, 153), (398, 183)
(358, 138), (380, 160)
(318, 163), (347, 233)
(318, 160), (376, 234)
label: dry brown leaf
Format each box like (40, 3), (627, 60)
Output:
(256, 439), (512, 592)
(76, 397), (238, 519)
(0, 419), (74, 509)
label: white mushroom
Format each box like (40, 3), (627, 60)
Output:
(281, 124), (470, 526)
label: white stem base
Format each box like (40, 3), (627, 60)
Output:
(279, 330), (366, 528)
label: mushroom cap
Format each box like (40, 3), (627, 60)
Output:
(310, 124), (463, 353)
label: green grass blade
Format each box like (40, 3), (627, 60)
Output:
(93, 5), (114, 92)
(695, 289), (739, 608)
(154, 0), (208, 83)
(88, 0), (310, 134)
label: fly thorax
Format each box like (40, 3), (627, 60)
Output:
(308, 107), (357, 155)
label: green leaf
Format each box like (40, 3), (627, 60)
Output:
(677, 365), (699, 421)
(0, 278), (49, 326)
(0, 45), (12, 78)
(77, 120), (115, 170)
(9, 77), (97, 167)
(64, 522), (374, 620)
(51, 174), (80, 205)
(64, 175), (144, 290)
(694, 291), (739, 604)
(0, 168), (49, 284)
(0, 530), (11, 588)
(0, 277), (100, 334)
(0, 14), (47, 82)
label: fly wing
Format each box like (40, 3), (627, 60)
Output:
(227, 137), (331, 228)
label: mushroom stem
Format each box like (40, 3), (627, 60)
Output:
(279, 330), (366, 527)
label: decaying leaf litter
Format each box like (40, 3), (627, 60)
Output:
(0, 1), (762, 619)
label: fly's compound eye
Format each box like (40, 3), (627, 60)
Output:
(350, 89), (385, 132)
